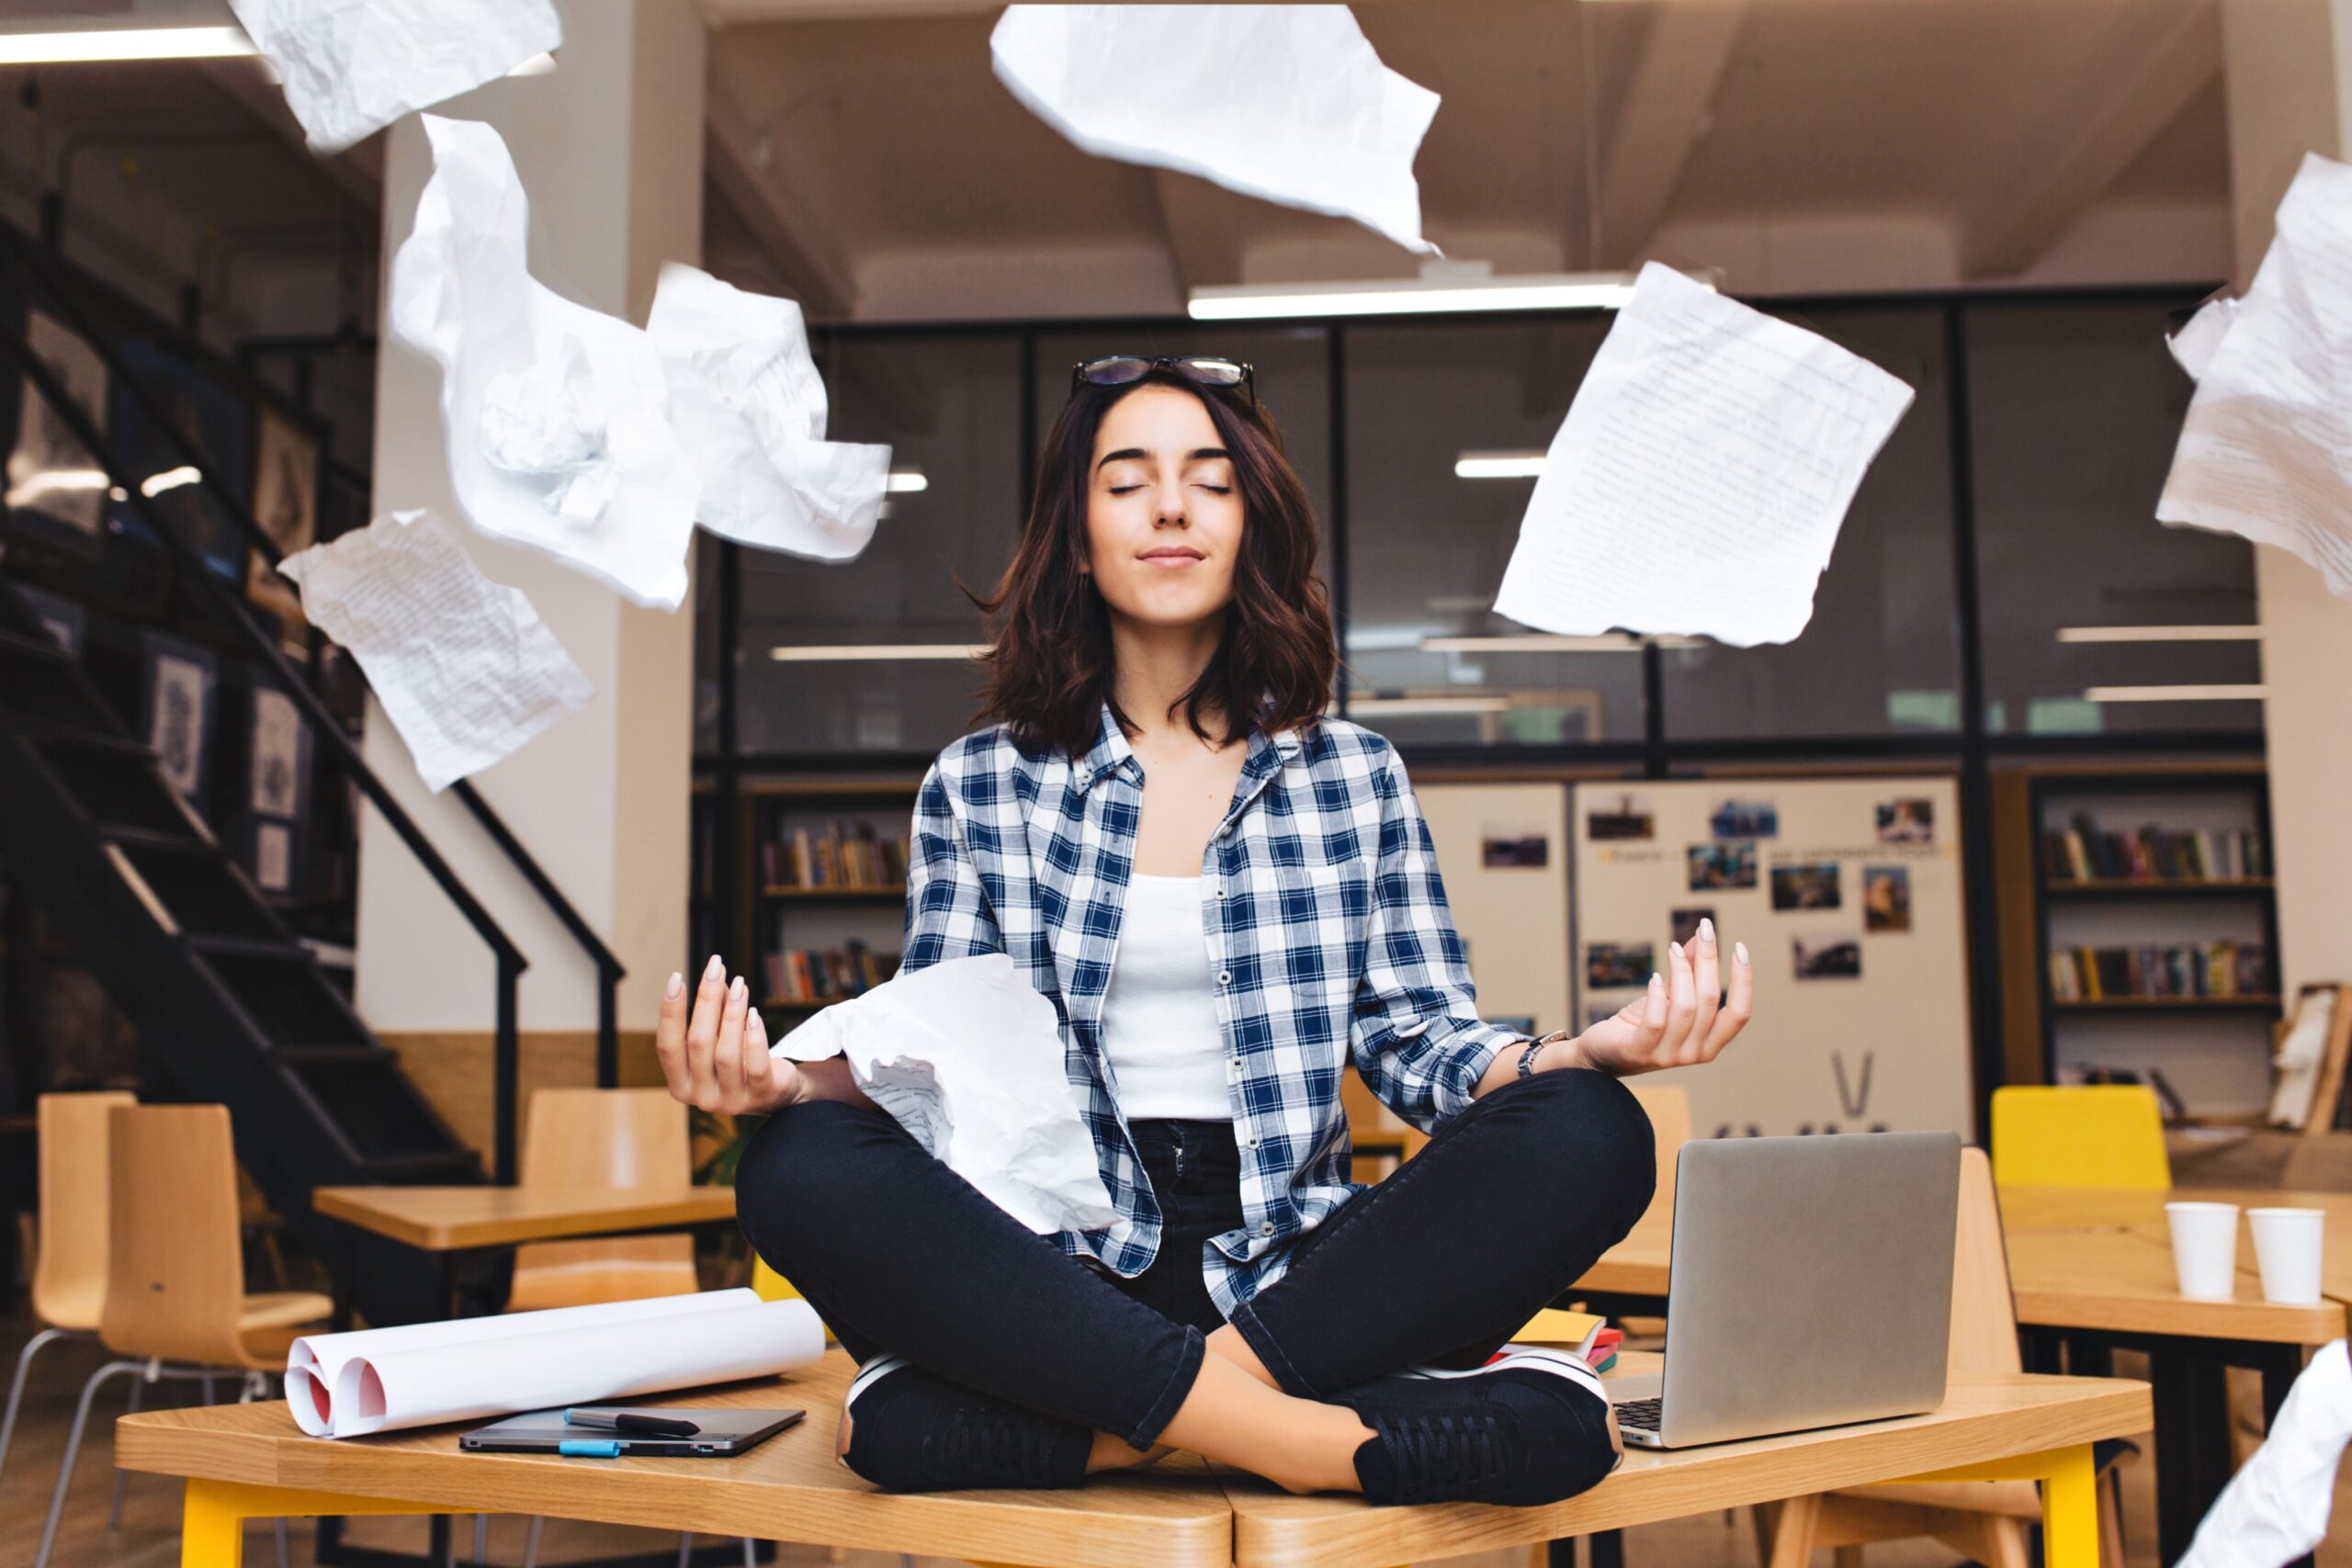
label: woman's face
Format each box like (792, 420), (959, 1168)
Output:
(1082, 384), (1243, 632)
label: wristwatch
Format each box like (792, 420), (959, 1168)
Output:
(1517, 1028), (1575, 1078)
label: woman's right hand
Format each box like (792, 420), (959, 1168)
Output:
(656, 955), (804, 1115)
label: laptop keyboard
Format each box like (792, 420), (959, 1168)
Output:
(1614, 1396), (1663, 1434)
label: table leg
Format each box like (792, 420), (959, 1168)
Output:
(179, 1480), (466, 1568)
(2150, 1344), (2231, 1564)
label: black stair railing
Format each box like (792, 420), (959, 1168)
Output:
(3, 224), (628, 1096)
(0, 296), (551, 1181)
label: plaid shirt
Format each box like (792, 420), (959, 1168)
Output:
(902, 704), (1528, 1316)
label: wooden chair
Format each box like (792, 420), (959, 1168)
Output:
(1990, 1085), (2171, 1190)
(0, 1091), (133, 1495)
(34, 1104), (330, 1568)
(1757, 1147), (2133, 1568)
(506, 1088), (701, 1312)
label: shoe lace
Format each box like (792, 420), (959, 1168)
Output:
(933, 1406), (1065, 1485)
(1381, 1411), (1507, 1503)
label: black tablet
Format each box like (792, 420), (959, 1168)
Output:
(459, 1407), (805, 1458)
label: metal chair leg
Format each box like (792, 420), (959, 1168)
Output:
(473, 1512), (489, 1565)
(741, 1538), (757, 1567)
(678, 1531), (694, 1568)
(108, 1364), (147, 1527)
(33, 1358), (142, 1568)
(0, 1325), (75, 1494)
(277, 1516), (293, 1568)
(521, 1515), (545, 1568)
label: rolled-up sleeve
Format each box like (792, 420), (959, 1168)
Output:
(1348, 745), (1525, 1129)
(901, 761), (1004, 971)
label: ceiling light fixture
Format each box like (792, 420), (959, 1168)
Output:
(1190, 271), (1642, 321)
(4, 468), (109, 507)
(1419, 633), (1704, 653)
(0, 26), (255, 63)
(2082, 684), (2267, 703)
(2054, 626), (2263, 643)
(1454, 451), (1549, 479)
(769, 643), (989, 662)
(885, 468), (928, 494)
(140, 466), (202, 498)
(1342, 694), (1514, 716)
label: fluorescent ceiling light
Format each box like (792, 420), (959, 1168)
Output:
(2055, 625), (2262, 643)
(1190, 272), (1642, 321)
(5, 467), (108, 507)
(1455, 451), (1549, 479)
(140, 466), (201, 498)
(1420, 633), (1704, 653)
(1344, 694), (1513, 715)
(0, 26), (255, 63)
(2083, 684), (2267, 703)
(886, 468), (928, 494)
(770, 643), (988, 662)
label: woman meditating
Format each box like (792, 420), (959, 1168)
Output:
(656, 355), (1755, 1507)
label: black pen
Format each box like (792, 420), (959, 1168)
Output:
(564, 1408), (701, 1438)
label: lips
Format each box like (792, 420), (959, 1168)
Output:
(1140, 548), (1204, 561)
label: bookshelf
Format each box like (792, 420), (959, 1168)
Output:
(1994, 763), (2279, 1121)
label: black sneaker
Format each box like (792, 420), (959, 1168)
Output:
(1339, 1346), (1623, 1506)
(839, 1354), (1093, 1493)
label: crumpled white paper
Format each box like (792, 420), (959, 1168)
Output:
(1493, 262), (1916, 647)
(277, 508), (591, 793)
(2156, 152), (2352, 599)
(2168, 294), (2240, 383)
(773, 953), (1117, 1236)
(2180, 1337), (2352, 1568)
(646, 264), (891, 561)
(227, 0), (560, 155)
(390, 116), (698, 610)
(991, 5), (1441, 255)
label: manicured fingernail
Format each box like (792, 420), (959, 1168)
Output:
(1735, 942), (1750, 966)
(729, 976), (747, 999)
(665, 972), (683, 999)
(1699, 918), (1715, 945)
(1650, 973), (1664, 989)
(1669, 941), (1682, 961)
(704, 953), (723, 981)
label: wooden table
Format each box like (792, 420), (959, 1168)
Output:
(116, 1348), (2148, 1568)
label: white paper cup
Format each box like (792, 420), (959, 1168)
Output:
(2249, 1207), (2325, 1306)
(2165, 1201), (2241, 1300)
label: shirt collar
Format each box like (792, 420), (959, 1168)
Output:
(1069, 701), (1305, 791)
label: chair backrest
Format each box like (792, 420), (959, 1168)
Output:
(1989, 1084), (2170, 1190)
(521, 1089), (691, 1190)
(1625, 1082), (1691, 1235)
(1948, 1147), (2021, 1377)
(31, 1090), (135, 1330)
(99, 1104), (253, 1366)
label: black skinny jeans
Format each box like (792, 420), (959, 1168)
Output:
(735, 1066), (1656, 1450)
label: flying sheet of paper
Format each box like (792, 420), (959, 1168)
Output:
(2169, 294), (2240, 382)
(284, 1289), (824, 1438)
(2180, 1337), (2352, 1568)
(1492, 263), (1917, 648)
(774, 953), (1118, 1236)
(991, 5), (1440, 254)
(277, 508), (591, 793)
(226, 0), (560, 155)
(646, 264), (891, 561)
(2156, 152), (2352, 598)
(390, 116), (698, 610)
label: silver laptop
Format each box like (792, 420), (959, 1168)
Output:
(1611, 1131), (1962, 1450)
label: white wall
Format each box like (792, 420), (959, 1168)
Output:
(353, 0), (704, 1034)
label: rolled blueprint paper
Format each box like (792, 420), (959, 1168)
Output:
(287, 1289), (820, 1438)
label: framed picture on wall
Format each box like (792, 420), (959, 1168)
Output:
(246, 404), (319, 624)
(245, 682), (311, 898)
(139, 631), (219, 807)
(8, 310), (110, 541)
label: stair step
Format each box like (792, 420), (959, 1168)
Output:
(17, 723), (150, 757)
(0, 628), (73, 662)
(363, 1150), (485, 1183)
(187, 931), (310, 963)
(100, 823), (210, 853)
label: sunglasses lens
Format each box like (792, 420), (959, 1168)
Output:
(1177, 358), (1246, 388)
(1080, 356), (1153, 387)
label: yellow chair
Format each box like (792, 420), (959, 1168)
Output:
(1990, 1085), (2170, 1190)
(750, 1257), (800, 1302)
(506, 1089), (700, 1312)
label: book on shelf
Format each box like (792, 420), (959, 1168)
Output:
(2042, 813), (2267, 885)
(2046, 941), (2271, 1002)
(761, 818), (910, 891)
(762, 940), (902, 1005)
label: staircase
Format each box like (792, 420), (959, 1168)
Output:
(0, 577), (482, 1326)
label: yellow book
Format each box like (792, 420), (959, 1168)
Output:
(1510, 1307), (1607, 1354)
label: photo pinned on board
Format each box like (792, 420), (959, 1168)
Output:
(1793, 932), (1863, 980)
(1480, 828), (1550, 868)
(1710, 797), (1779, 840)
(1670, 907), (1713, 947)
(1687, 840), (1758, 891)
(1586, 941), (1656, 990)
(1770, 862), (1841, 911)
(1862, 866), (1913, 932)
(1586, 791), (1656, 842)
(1876, 797), (1935, 845)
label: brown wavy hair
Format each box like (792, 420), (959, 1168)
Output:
(970, 367), (1337, 761)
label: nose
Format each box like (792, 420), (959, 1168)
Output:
(1153, 472), (1186, 527)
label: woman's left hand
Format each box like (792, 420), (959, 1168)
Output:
(1553, 917), (1752, 1077)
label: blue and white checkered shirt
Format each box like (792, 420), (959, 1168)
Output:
(902, 704), (1528, 1316)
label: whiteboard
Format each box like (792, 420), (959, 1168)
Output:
(1572, 777), (1973, 1139)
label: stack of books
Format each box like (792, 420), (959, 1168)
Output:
(763, 820), (910, 890)
(2047, 941), (2271, 1001)
(1501, 1308), (1623, 1373)
(763, 941), (899, 1005)
(2043, 815), (2267, 884)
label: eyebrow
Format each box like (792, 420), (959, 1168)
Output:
(1094, 446), (1233, 473)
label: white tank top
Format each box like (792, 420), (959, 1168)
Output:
(1101, 873), (1233, 1122)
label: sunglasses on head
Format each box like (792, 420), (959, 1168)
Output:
(1070, 355), (1256, 410)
